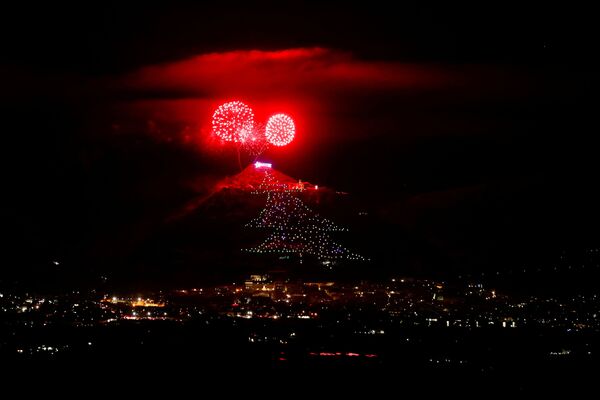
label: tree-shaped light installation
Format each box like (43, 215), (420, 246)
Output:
(244, 167), (365, 262)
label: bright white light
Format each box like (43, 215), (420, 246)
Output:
(254, 161), (272, 169)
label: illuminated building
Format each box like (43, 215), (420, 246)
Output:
(245, 274), (271, 289)
(130, 299), (165, 308)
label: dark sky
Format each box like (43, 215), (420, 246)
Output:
(2, 2), (600, 285)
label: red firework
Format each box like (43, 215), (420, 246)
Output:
(240, 122), (269, 157)
(265, 113), (295, 146)
(211, 101), (255, 142)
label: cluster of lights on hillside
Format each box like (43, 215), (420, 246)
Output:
(246, 228), (365, 261)
(246, 191), (346, 232)
(244, 170), (366, 262)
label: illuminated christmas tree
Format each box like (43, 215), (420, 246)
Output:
(243, 166), (365, 262)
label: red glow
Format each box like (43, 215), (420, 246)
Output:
(211, 101), (254, 142)
(265, 113), (295, 146)
(126, 47), (441, 97)
(116, 47), (450, 153)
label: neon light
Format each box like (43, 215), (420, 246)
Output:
(254, 161), (272, 168)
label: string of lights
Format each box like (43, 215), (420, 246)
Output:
(245, 229), (366, 261)
(246, 191), (345, 232)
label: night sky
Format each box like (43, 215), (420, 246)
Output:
(2, 2), (599, 287)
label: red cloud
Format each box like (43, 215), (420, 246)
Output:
(110, 47), (452, 156)
(121, 47), (445, 99)
(107, 47), (535, 165)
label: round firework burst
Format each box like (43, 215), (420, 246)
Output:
(265, 113), (295, 146)
(211, 101), (255, 142)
